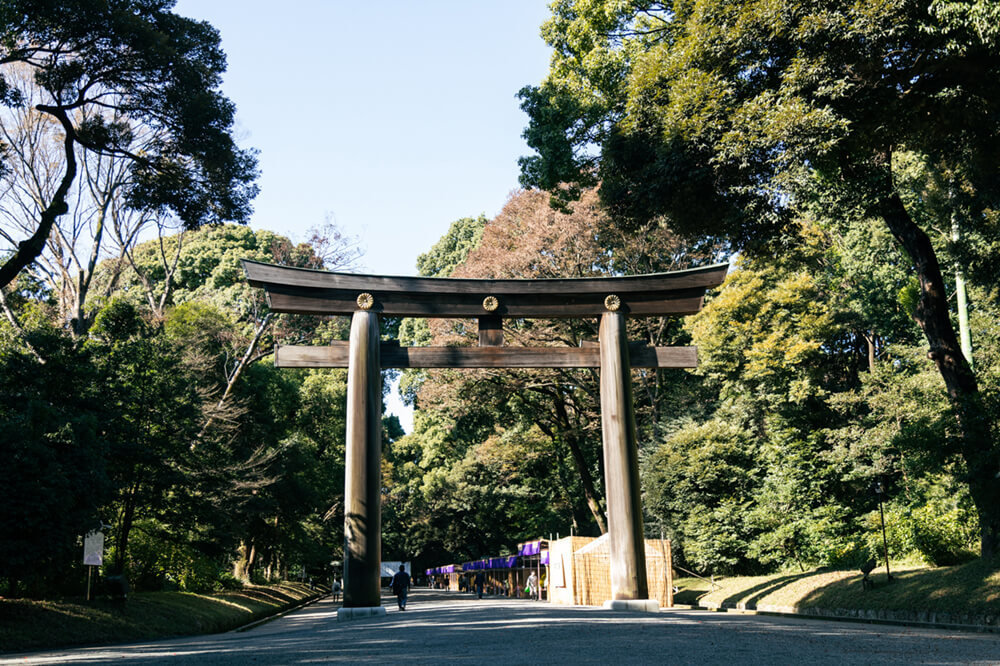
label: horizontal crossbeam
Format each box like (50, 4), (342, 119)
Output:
(274, 343), (697, 369)
(242, 260), (728, 318)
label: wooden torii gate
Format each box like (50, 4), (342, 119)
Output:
(243, 259), (727, 615)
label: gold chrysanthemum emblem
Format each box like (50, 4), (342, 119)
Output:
(356, 292), (374, 310)
(482, 296), (499, 312)
(604, 294), (621, 312)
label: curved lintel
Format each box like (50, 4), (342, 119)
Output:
(242, 260), (727, 318)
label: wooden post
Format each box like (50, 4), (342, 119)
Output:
(666, 538), (674, 608)
(343, 311), (382, 608)
(599, 312), (648, 601)
(478, 315), (503, 347)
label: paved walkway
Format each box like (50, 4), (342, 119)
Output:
(4, 589), (999, 664)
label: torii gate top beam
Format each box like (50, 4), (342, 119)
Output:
(241, 260), (728, 318)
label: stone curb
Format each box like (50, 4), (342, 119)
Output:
(336, 606), (387, 622)
(231, 591), (330, 633)
(669, 601), (1000, 634)
(603, 599), (660, 613)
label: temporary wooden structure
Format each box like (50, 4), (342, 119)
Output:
(243, 259), (726, 609)
(548, 535), (675, 608)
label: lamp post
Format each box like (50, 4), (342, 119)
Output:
(874, 482), (892, 582)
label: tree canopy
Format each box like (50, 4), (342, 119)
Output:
(1, 222), (359, 596)
(4, 0), (1000, 602)
(0, 0), (259, 289)
(520, 0), (1000, 559)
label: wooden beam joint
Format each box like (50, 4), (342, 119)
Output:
(478, 316), (503, 347)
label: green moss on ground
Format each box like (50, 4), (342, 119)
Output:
(0, 582), (322, 654)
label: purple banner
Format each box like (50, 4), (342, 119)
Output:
(518, 541), (541, 556)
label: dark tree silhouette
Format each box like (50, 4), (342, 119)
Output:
(0, 0), (259, 289)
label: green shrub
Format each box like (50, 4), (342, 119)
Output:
(126, 523), (228, 593)
(175, 553), (224, 593)
(860, 496), (978, 566)
(861, 503), (916, 561)
(680, 501), (763, 575)
(214, 571), (244, 591)
(747, 504), (859, 570)
(910, 501), (978, 566)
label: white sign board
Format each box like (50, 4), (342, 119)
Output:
(83, 530), (104, 566)
(382, 561), (410, 577)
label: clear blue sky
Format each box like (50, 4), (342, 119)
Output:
(174, 0), (552, 275)
(173, 1), (554, 429)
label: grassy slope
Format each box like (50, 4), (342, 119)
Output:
(675, 559), (1000, 617)
(0, 582), (322, 654)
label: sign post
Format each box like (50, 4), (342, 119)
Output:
(83, 530), (104, 601)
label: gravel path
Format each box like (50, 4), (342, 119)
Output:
(4, 589), (999, 665)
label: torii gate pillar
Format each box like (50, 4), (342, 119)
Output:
(342, 310), (383, 609)
(599, 312), (649, 602)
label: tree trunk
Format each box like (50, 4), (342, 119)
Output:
(567, 432), (608, 535)
(864, 331), (877, 374)
(0, 108), (77, 290)
(114, 483), (139, 574)
(247, 541), (257, 581)
(553, 433), (590, 532)
(68, 199), (110, 336)
(951, 216), (973, 370)
(879, 190), (999, 559)
(552, 399), (607, 534)
(234, 538), (257, 582)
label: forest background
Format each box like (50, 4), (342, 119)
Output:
(2, 0), (999, 598)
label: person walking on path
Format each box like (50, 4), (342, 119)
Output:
(390, 565), (411, 610)
(474, 571), (485, 599)
(527, 571), (539, 601)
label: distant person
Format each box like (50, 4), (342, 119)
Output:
(391, 565), (411, 611)
(331, 579), (341, 603)
(474, 571), (485, 599)
(527, 571), (539, 600)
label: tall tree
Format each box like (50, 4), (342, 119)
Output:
(0, 0), (259, 290)
(0, 64), (174, 336)
(86, 298), (202, 574)
(0, 313), (113, 595)
(410, 188), (719, 539)
(415, 214), (488, 278)
(521, 0), (1000, 558)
